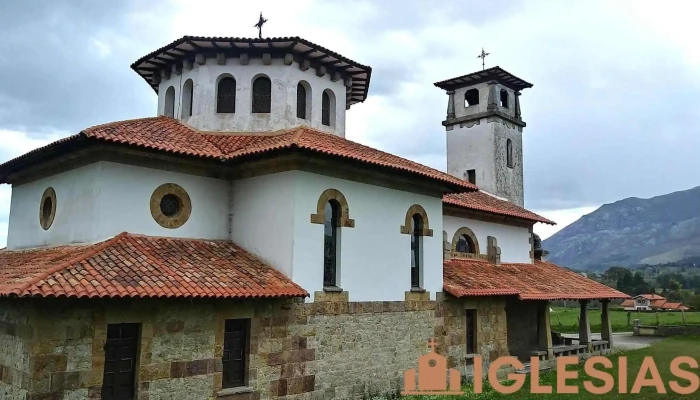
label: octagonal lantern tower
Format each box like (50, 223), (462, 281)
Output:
(131, 36), (372, 137)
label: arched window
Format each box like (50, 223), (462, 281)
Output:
(451, 227), (480, 257)
(456, 234), (476, 253)
(465, 89), (479, 107)
(181, 79), (194, 118)
(164, 86), (175, 118)
(506, 139), (513, 168)
(217, 77), (236, 113)
(296, 82), (310, 119)
(411, 213), (423, 288)
(321, 89), (335, 126)
(252, 76), (271, 113)
(324, 199), (341, 287)
(500, 89), (509, 108)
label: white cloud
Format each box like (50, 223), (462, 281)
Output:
(533, 206), (598, 240)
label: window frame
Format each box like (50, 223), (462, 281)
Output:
(506, 138), (513, 168)
(410, 213), (423, 289)
(466, 309), (477, 354)
(164, 86), (175, 118)
(222, 318), (250, 389)
(296, 81), (311, 119)
(500, 89), (509, 109)
(252, 76), (272, 113)
(181, 79), (194, 118)
(465, 88), (479, 107)
(217, 76), (237, 114)
(323, 199), (341, 287)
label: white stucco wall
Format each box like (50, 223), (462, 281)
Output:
(7, 162), (230, 249)
(291, 171), (444, 302)
(230, 172), (296, 278)
(157, 57), (347, 136)
(443, 214), (532, 264)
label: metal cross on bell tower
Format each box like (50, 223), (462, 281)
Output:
(254, 12), (268, 39)
(477, 48), (490, 71)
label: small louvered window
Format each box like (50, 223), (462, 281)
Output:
(252, 76), (271, 113)
(297, 83), (307, 119)
(217, 77), (236, 113)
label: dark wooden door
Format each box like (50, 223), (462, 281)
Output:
(222, 319), (248, 388)
(102, 323), (139, 400)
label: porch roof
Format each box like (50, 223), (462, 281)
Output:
(443, 258), (629, 301)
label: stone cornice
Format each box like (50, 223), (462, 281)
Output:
(442, 110), (526, 128)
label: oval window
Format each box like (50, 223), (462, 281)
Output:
(150, 183), (191, 229)
(39, 187), (57, 230)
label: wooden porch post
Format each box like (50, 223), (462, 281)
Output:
(579, 300), (592, 352)
(601, 300), (613, 348)
(538, 301), (553, 360)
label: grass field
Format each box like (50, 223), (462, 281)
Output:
(550, 307), (700, 334)
(403, 336), (700, 399)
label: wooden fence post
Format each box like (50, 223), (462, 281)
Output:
(655, 312), (660, 326)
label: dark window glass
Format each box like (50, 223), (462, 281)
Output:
(217, 77), (236, 113)
(223, 319), (249, 388)
(159, 194), (181, 217)
(297, 83), (307, 119)
(164, 86), (175, 118)
(500, 89), (509, 108)
(324, 200), (340, 287)
(182, 79), (194, 117)
(466, 310), (477, 354)
(411, 214), (422, 288)
(252, 77), (271, 113)
(467, 169), (476, 184)
(465, 89), (479, 107)
(457, 234), (475, 253)
(102, 323), (139, 400)
(321, 91), (331, 126)
(42, 197), (52, 221)
(506, 139), (513, 168)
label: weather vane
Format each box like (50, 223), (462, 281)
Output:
(254, 12), (268, 39)
(477, 48), (490, 71)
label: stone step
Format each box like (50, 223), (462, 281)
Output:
(515, 362), (553, 375)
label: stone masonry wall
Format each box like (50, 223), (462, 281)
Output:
(0, 295), (511, 400)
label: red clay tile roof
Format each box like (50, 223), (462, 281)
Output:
(639, 294), (665, 301)
(0, 233), (307, 299)
(650, 299), (668, 308)
(443, 191), (555, 225)
(620, 299), (635, 307)
(661, 302), (682, 310)
(443, 258), (628, 300)
(0, 117), (476, 192)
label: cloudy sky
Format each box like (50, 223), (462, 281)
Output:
(1, 0), (699, 245)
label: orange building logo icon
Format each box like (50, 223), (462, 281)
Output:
(402, 338), (462, 395)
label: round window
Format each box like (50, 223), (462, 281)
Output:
(39, 187), (57, 230)
(150, 183), (191, 229)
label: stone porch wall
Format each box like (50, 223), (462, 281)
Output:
(0, 295), (510, 400)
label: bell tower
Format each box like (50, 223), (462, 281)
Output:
(434, 66), (532, 207)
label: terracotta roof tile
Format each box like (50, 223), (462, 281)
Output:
(444, 258), (628, 300)
(0, 117), (477, 192)
(640, 294), (665, 301)
(0, 233), (307, 299)
(444, 191), (555, 224)
(620, 299), (635, 307)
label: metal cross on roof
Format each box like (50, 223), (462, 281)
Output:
(477, 48), (490, 71)
(254, 12), (268, 39)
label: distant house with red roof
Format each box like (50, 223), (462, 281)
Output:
(0, 34), (626, 399)
(621, 294), (690, 311)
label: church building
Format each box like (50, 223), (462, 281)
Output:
(0, 33), (626, 400)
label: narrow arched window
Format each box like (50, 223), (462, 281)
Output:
(411, 214), (423, 288)
(506, 139), (513, 168)
(322, 90), (335, 126)
(217, 77), (236, 113)
(465, 89), (479, 107)
(297, 82), (307, 119)
(164, 86), (175, 118)
(456, 234), (475, 254)
(324, 199), (341, 287)
(181, 79), (194, 118)
(252, 76), (271, 113)
(500, 89), (509, 108)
